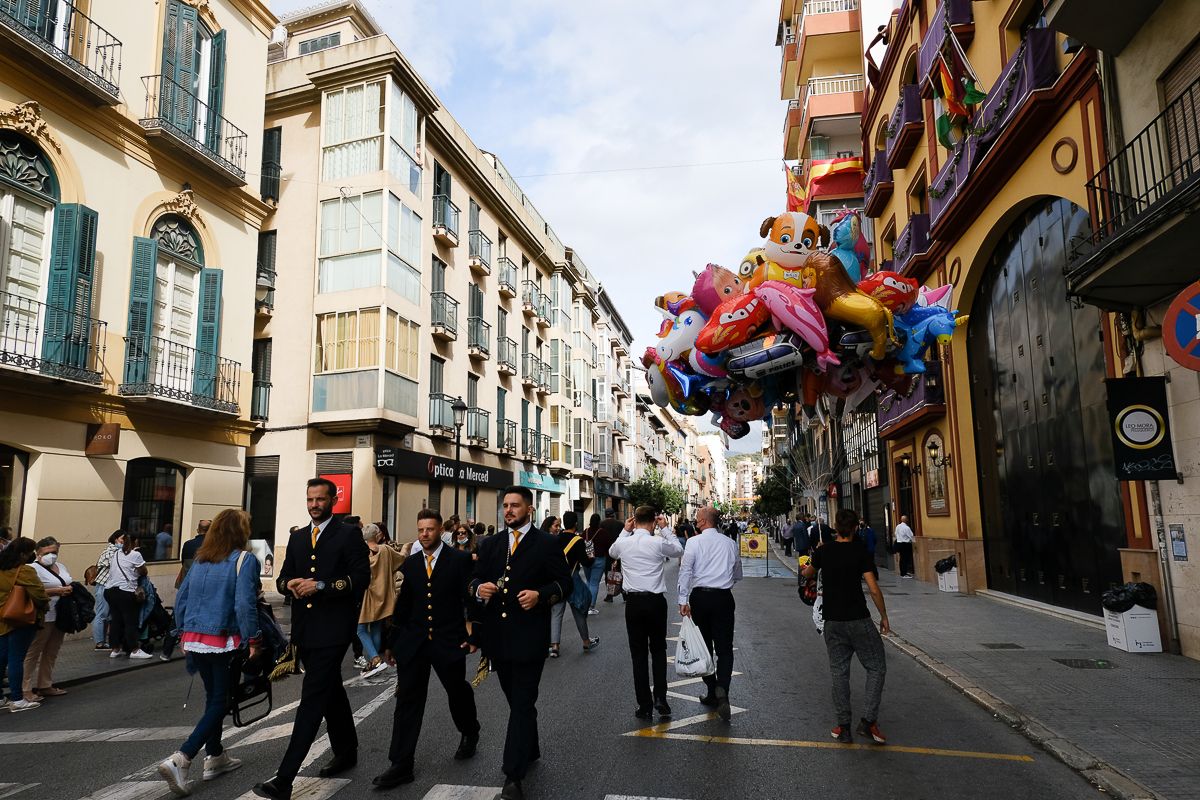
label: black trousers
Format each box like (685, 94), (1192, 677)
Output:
(104, 587), (140, 653)
(783, 538), (793, 556)
(388, 648), (479, 770)
(689, 588), (736, 694)
(492, 658), (545, 781)
(896, 542), (914, 576)
(276, 643), (356, 784)
(623, 592), (668, 709)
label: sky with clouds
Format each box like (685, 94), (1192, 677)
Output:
(273, 0), (893, 454)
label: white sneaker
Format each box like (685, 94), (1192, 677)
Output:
(587, 608), (600, 616)
(202, 751), (242, 781)
(129, 649), (153, 660)
(361, 660), (388, 679)
(109, 649), (124, 658)
(157, 751), (192, 796)
(7, 699), (39, 713)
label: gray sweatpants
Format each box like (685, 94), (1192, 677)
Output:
(550, 598), (590, 644)
(823, 617), (887, 726)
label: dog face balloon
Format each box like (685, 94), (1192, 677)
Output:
(759, 211), (828, 269)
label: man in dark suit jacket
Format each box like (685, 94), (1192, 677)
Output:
(471, 486), (571, 800)
(373, 508), (480, 789)
(253, 478), (371, 800)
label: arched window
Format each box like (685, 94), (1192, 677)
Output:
(0, 444), (29, 534)
(121, 458), (185, 562)
(923, 430), (949, 516)
(1, 131), (58, 323)
(150, 214), (204, 348)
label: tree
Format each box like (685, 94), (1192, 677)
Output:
(628, 466), (686, 515)
(753, 464), (792, 517)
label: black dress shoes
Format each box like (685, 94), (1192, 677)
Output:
(501, 779), (525, 800)
(634, 706), (653, 719)
(698, 694), (719, 707)
(454, 731), (479, 760)
(654, 700), (672, 717)
(372, 764), (415, 789)
(252, 778), (292, 800)
(715, 686), (731, 722)
(318, 753), (357, 778)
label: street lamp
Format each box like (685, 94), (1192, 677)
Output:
(451, 396), (468, 517)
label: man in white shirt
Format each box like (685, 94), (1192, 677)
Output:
(893, 516), (915, 578)
(678, 506), (742, 721)
(609, 505), (684, 720)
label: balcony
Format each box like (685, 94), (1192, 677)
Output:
(612, 416), (630, 439)
(119, 336), (240, 415)
(792, 0), (862, 96)
(593, 455), (613, 478)
(863, 151), (893, 218)
(433, 195), (459, 247)
(466, 407), (489, 447)
(467, 316), (490, 359)
(927, 29), (1059, 238)
(140, 74), (247, 186)
(250, 379), (271, 422)
(893, 214), (930, 276)
(538, 433), (551, 465)
(498, 419), (518, 454)
(0, 0), (121, 104)
(614, 463), (631, 482)
(1045, 0), (1162, 55)
(885, 84), (922, 170)
(0, 291), (106, 387)
(784, 74), (865, 161)
(536, 361), (551, 395)
(521, 280), (541, 317)
(498, 336), (518, 375)
(431, 292), (458, 341)
(522, 428), (542, 461)
(917, 0), (975, 98)
(612, 372), (629, 397)
(468, 230), (492, 275)
(521, 352), (542, 388)
(877, 361), (944, 439)
(428, 392), (455, 438)
(497, 257), (518, 298)
(1068, 75), (1200, 309)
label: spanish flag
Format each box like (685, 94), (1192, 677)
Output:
(804, 156), (865, 210)
(785, 165), (805, 212)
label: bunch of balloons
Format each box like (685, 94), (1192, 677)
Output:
(642, 209), (966, 439)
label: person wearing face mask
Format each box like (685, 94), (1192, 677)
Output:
(0, 537), (50, 713)
(23, 537), (75, 702)
(452, 526), (476, 557)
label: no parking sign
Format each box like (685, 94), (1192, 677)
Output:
(1164, 279), (1200, 371)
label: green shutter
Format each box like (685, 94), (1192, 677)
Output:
(124, 237), (158, 385)
(193, 268), (223, 398)
(42, 204), (98, 371)
(161, 0), (198, 131)
(205, 29), (226, 153)
(260, 127), (282, 201)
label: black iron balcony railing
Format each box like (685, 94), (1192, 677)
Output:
(521, 351), (543, 384)
(120, 336), (240, 413)
(140, 73), (248, 181)
(433, 194), (460, 238)
(537, 359), (551, 392)
(468, 316), (490, 355)
(499, 419), (517, 453)
(429, 392), (455, 432)
(498, 336), (517, 372)
(614, 464), (630, 482)
(538, 433), (551, 462)
(431, 292), (458, 337)
(0, 0), (122, 100)
(521, 279), (542, 314)
(522, 427), (540, 460)
(468, 230), (492, 269)
(0, 290), (106, 384)
(467, 407), (489, 445)
(251, 378), (271, 421)
(497, 257), (518, 296)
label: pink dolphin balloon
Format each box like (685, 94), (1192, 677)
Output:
(754, 280), (840, 372)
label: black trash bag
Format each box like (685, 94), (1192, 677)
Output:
(1101, 585), (1136, 613)
(934, 554), (958, 574)
(1129, 582), (1158, 610)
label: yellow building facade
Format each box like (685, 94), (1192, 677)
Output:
(0, 0), (274, 588)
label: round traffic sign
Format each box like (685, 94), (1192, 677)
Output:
(1163, 279), (1200, 371)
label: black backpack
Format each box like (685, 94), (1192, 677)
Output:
(55, 581), (96, 634)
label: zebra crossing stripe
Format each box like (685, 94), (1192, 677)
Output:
(419, 785), (503, 800)
(604, 796), (694, 800)
(0, 786), (39, 800)
(0, 728), (193, 745)
(233, 778), (350, 800)
(75, 783), (168, 800)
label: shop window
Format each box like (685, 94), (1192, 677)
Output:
(121, 458), (186, 562)
(0, 445), (29, 535)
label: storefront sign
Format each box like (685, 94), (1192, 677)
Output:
(827, 482), (839, 499)
(1163, 278), (1200, 371)
(319, 472), (353, 514)
(518, 470), (566, 494)
(1105, 378), (1178, 481)
(85, 423), (120, 456)
(374, 446), (512, 489)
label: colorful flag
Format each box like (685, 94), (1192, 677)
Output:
(804, 156), (865, 210)
(928, 28), (986, 149)
(785, 165), (805, 212)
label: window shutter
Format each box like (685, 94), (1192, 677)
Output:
(124, 237), (158, 385)
(260, 127), (282, 202)
(42, 204), (98, 371)
(252, 338), (273, 382)
(162, 0), (198, 130)
(206, 29), (227, 153)
(193, 268), (223, 398)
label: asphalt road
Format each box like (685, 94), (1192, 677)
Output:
(0, 560), (1100, 800)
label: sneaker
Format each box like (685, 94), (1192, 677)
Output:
(548, 645), (560, 659)
(202, 751), (243, 780)
(0, 698), (7, 710)
(857, 718), (887, 744)
(361, 658), (388, 679)
(587, 608), (600, 616)
(831, 725), (853, 743)
(160, 653), (172, 662)
(157, 751), (192, 796)
(8, 699), (39, 713)
(109, 649), (124, 658)
(901, 574), (914, 579)
(583, 637), (600, 652)
(94, 642), (109, 651)
(353, 656), (369, 670)
(129, 649), (153, 660)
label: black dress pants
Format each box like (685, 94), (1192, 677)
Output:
(276, 643), (356, 784)
(388, 647), (480, 770)
(896, 542), (914, 576)
(689, 588), (736, 694)
(493, 658), (545, 781)
(623, 592), (668, 709)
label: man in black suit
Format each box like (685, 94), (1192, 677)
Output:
(254, 479), (371, 800)
(374, 508), (480, 789)
(471, 486), (571, 800)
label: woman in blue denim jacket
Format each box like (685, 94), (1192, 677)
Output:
(158, 509), (261, 797)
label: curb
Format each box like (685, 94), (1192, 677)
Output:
(56, 652), (176, 689)
(766, 539), (1160, 800)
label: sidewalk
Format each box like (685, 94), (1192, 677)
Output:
(768, 539), (1198, 800)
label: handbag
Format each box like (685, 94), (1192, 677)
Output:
(1, 581), (36, 627)
(115, 553), (146, 603)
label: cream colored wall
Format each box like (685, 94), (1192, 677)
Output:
(1113, 0), (1200, 135)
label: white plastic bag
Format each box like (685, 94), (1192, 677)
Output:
(676, 615), (716, 677)
(812, 572), (825, 634)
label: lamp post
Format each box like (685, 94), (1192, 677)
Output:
(451, 396), (468, 518)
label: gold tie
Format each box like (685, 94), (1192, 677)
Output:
(311, 525), (319, 549)
(511, 530), (522, 555)
(425, 553), (434, 578)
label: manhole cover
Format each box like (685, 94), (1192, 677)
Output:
(1053, 658), (1118, 669)
(980, 643), (1024, 650)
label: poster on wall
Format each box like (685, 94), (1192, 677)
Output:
(320, 473), (353, 514)
(1104, 378), (1178, 481)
